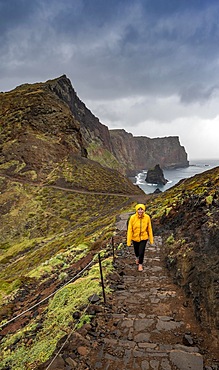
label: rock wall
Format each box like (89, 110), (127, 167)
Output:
(44, 76), (189, 175)
(110, 129), (189, 175)
(47, 75), (113, 153)
(41, 76), (189, 175)
(0, 75), (189, 178)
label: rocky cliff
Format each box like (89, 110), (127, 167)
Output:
(46, 75), (123, 173)
(0, 79), (86, 183)
(0, 74), (189, 181)
(5, 75), (187, 177)
(0, 76), (144, 196)
(110, 129), (189, 175)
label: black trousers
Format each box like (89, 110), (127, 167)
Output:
(133, 240), (148, 264)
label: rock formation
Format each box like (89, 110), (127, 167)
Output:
(5, 75), (188, 177)
(110, 129), (189, 176)
(150, 165), (219, 343)
(0, 75), (189, 176)
(0, 76), (143, 197)
(145, 164), (168, 185)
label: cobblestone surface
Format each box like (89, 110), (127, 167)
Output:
(40, 215), (219, 370)
(86, 234), (206, 370)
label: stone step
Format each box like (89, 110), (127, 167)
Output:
(85, 235), (208, 369)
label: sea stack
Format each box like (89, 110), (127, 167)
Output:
(145, 164), (168, 185)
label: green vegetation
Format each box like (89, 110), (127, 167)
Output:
(1, 78), (218, 369)
(0, 257), (113, 369)
(0, 180), (131, 298)
(166, 234), (175, 245)
(205, 195), (213, 205)
(146, 166), (219, 221)
(0, 173), (134, 369)
(87, 141), (122, 172)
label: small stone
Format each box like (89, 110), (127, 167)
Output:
(117, 285), (125, 290)
(77, 346), (89, 356)
(183, 334), (194, 346)
(141, 360), (150, 369)
(134, 333), (151, 342)
(150, 359), (159, 370)
(65, 357), (78, 367)
(88, 294), (100, 303)
(72, 311), (81, 319)
(47, 355), (65, 370)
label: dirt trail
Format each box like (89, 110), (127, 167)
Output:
(0, 172), (149, 201)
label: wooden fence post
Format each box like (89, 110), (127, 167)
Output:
(98, 253), (106, 304)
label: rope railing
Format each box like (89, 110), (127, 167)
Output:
(45, 233), (127, 369)
(0, 254), (99, 330)
(0, 235), (123, 369)
(45, 296), (95, 370)
(0, 237), (120, 330)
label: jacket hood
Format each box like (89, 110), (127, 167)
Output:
(135, 204), (146, 211)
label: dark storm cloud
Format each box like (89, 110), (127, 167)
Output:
(1, 0), (219, 158)
(1, 0), (219, 103)
(0, 0), (37, 33)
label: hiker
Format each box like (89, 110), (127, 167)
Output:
(127, 203), (154, 272)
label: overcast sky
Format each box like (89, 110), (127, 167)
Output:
(1, 0), (219, 160)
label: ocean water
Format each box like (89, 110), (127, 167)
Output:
(131, 159), (219, 194)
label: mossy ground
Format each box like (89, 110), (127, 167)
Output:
(0, 177), (134, 297)
(1, 165), (218, 369)
(0, 174), (137, 369)
(0, 257), (113, 370)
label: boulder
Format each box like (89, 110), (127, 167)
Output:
(145, 164), (168, 185)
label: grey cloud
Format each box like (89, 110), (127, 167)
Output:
(180, 84), (219, 104)
(1, 1), (219, 106)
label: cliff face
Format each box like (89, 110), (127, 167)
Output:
(42, 76), (188, 175)
(46, 76), (124, 173)
(0, 78), (87, 183)
(110, 129), (189, 175)
(0, 76), (142, 195)
(0, 75), (189, 180)
(46, 75), (112, 152)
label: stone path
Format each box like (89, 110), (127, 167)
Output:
(86, 235), (206, 370)
(40, 216), (218, 370)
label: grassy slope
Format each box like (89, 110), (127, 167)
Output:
(0, 166), (218, 368)
(0, 77), (146, 369)
(0, 176), (138, 369)
(147, 166), (219, 340)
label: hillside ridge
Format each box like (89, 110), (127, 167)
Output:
(0, 75), (188, 177)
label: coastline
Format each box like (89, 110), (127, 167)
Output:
(131, 159), (219, 194)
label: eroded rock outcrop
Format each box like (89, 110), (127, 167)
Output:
(110, 129), (189, 175)
(48, 76), (189, 175)
(145, 164), (168, 185)
(150, 166), (219, 342)
(0, 75), (189, 179)
(0, 77), (144, 197)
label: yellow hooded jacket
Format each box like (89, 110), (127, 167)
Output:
(127, 204), (154, 246)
